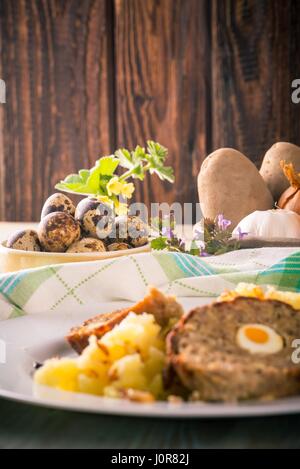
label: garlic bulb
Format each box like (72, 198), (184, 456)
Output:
(278, 161), (300, 214)
(233, 209), (300, 239)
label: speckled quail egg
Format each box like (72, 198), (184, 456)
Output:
(41, 193), (76, 219)
(107, 242), (131, 251)
(7, 229), (41, 252)
(67, 237), (106, 253)
(114, 215), (150, 247)
(75, 197), (114, 239)
(38, 212), (81, 252)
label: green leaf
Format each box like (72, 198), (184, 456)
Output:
(78, 169), (90, 183)
(150, 237), (168, 250)
(144, 141), (175, 183)
(98, 175), (112, 195)
(116, 147), (146, 180)
(115, 149), (133, 169)
(55, 170), (95, 195)
(55, 140), (174, 200)
(133, 145), (146, 163)
(150, 165), (175, 183)
(82, 157), (118, 194)
(55, 182), (95, 195)
(85, 165), (102, 193)
(96, 156), (119, 175)
(147, 140), (168, 165)
(64, 174), (82, 184)
(130, 164), (146, 180)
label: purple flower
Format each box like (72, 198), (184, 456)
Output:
(236, 226), (248, 240)
(200, 250), (210, 257)
(217, 214), (231, 231)
(161, 226), (174, 239)
(194, 239), (205, 250)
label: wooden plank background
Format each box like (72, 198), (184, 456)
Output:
(212, 0), (300, 165)
(0, 0), (299, 221)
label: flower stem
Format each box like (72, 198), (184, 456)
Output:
(119, 163), (151, 182)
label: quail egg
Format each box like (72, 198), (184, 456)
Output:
(67, 237), (106, 253)
(114, 215), (149, 247)
(75, 197), (114, 239)
(7, 229), (41, 252)
(107, 242), (131, 251)
(38, 212), (81, 252)
(41, 193), (76, 219)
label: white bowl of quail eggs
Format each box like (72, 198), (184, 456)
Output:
(0, 193), (150, 272)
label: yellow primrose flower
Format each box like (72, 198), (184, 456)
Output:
(107, 177), (123, 196)
(96, 195), (114, 206)
(114, 200), (128, 215)
(121, 182), (134, 199)
(107, 177), (135, 199)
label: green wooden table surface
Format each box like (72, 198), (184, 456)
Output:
(1, 223), (300, 449)
(0, 397), (300, 449)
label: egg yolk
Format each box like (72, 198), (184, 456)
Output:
(244, 326), (269, 344)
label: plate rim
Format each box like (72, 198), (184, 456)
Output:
(1, 385), (300, 419)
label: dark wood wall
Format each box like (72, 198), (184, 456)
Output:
(0, 0), (299, 221)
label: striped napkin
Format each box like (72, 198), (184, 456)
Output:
(0, 248), (299, 320)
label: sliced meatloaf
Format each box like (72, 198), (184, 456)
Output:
(167, 297), (300, 401)
(67, 286), (184, 354)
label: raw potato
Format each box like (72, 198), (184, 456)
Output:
(260, 142), (300, 201)
(198, 148), (274, 228)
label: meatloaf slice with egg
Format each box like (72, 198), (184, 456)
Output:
(167, 297), (300, 401)
(67, 286), (184, 354)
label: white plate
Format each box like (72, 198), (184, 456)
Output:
(1, 297), (300, 418)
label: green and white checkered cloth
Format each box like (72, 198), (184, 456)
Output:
(0, 248), (300, 320)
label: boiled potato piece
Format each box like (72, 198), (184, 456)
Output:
(260, 142), (300, 201)
(34, 313), (166, 400)
(34, 358), (80, 392)
(198, 148), (274, 228)
(219, 282), (300, 311)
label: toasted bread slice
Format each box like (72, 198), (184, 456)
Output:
(67, 309), (130, 354)
(66, 287), (184, 354)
